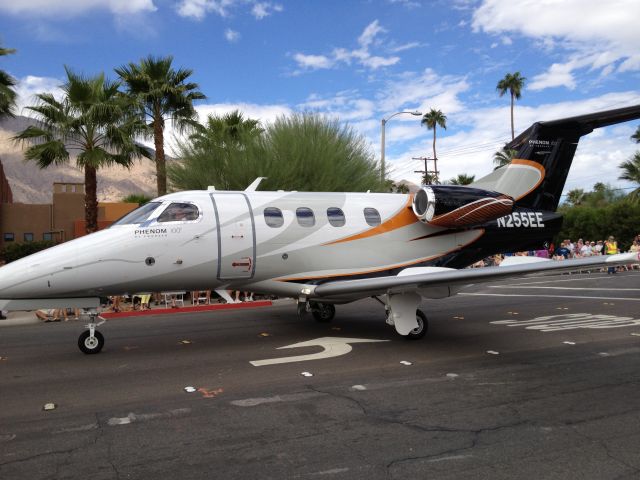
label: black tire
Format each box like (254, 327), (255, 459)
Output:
(311, 302), (336, 322)
(405, 309), (428, 340)
(78, 330), (104, 354)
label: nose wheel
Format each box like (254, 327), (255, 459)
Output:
(78, 330), (104, 354)
(78, 311), (106, 354)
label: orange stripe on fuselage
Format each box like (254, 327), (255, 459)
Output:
(323, 195), (418, 246)
(279, 229), (486, 282)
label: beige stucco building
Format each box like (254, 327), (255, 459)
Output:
(0, 161), (138, 248)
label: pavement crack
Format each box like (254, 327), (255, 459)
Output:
(306, 385), (369, 416)
(571, 426), (640, 475)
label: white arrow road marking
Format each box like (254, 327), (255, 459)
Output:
(250, 337), (389, 367)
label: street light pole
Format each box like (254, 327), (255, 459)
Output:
(380, 110), (422, 182)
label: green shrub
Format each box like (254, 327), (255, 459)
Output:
(1, 240), (56, 263)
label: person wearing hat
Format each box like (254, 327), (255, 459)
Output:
(605, 236), (619, 274)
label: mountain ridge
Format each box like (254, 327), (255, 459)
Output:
(0, 115), (157, 204)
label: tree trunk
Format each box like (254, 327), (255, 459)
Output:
(154, 117), (166, 196)
(84, 165), (98, 234)
(510, 92), (515, 140)
(432, 127), (437, 184)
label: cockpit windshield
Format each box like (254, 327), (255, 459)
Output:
(157, 202), (200, 222)
(112, 202), (162, 226)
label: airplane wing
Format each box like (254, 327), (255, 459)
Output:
(312, 252), (640, 300)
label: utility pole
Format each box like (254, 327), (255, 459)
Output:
(413, 156), (439, 185)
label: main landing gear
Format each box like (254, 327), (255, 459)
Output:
(297, 301), (337, 323)
(297, 294), (429, 340)
(78, 310), (106, 354)
(375, 295), (428, 340)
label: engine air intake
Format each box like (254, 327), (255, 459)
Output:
(412, 185), (514, 228)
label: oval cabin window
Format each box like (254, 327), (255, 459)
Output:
(363, 207), (381, 226)
(296, 207), (316, 227)
(264, 207), (284, 228)
(327, 207), (346, 227)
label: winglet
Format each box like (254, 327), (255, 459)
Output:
(245, 177), (267, 192)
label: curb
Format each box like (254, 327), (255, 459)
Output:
(100, 300), (273, 319)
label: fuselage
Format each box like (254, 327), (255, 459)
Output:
(0, 189), (560, 301)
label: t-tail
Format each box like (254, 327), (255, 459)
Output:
(472, 104), (640, 211)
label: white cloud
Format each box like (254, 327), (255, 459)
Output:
(0, 0), (156, 17)
(293, 20), (401, 73)
(225, 28), (241, 42)
(299, 92), (376, 122)
(472, 0), (640, 90)
(176, 0), (232, 20)
(387, 0), (421, 8)
(194, 102), (290, 125)
(529, 62), (577, 91)
(387, 91), (640, 190)
(378, 69), (469, 116)
(176, 0), (283, 20)
(389, 42), (422, 53)
(14, 75), (63, 115)
(293, 54), (333, 70)
(251, 2), (283, 20)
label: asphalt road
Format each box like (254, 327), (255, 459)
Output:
(1, 272), (640, 479)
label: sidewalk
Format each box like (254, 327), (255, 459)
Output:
(0, 299), (279, 327)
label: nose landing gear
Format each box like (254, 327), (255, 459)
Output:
(78, 310), (106, 354)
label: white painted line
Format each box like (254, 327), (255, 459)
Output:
(250, 337), (388, 367)
(231, 392), (324, 407)
(486, 350), (500, 355)
(400, 360), (413, 365)
(492, 313), (640, 332)
(351, 385), (367, 391)
(460, 293), (640, 301)
(563, 341), (576, 345)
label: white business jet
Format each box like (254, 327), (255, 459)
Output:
(1, 105), (639, 353)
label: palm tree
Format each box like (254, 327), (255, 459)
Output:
(631, 126), (640, 144)
(14, 68), (150, 233)
(565, 188), (586, 206)
(421, 108), (447, 184)
(493, 146), (518, 170)
(619, 152), (640, 201)
(0, 43), (17, 118)
(497, 72), (526, 140)
(190, 110), (262, 150)
(422, 172), (437, 185)
(448, 173), (475, 185)
(115, 55), (206, 196)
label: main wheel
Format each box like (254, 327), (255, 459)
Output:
(311, 302), (336, 322)
(405, 309), (428, 340)
(78, 330), (104, 354)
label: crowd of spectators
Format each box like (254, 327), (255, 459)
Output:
(472, 233), (640, 269)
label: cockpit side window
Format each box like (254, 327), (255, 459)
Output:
(112, 202), (162, 226)
(157, 203), (200, 222)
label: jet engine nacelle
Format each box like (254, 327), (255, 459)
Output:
(412, 185), (514, 228)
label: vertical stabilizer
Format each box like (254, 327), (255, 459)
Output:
(472, 105), (640, 211)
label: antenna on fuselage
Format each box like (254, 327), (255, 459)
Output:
(245, 177), (267, 192)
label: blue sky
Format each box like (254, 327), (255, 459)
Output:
(1, 0), (640, 195)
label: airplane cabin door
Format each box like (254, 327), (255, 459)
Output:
(211, 193), (256, 280)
